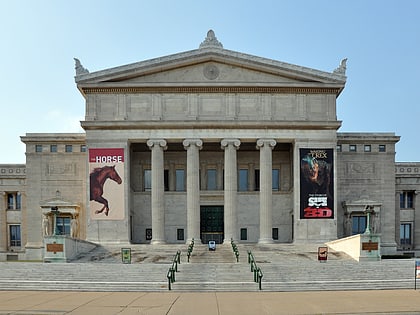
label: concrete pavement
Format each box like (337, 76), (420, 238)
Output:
(1, 290), (420, 314)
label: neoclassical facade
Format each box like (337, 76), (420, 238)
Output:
(0, 31), (419, 260)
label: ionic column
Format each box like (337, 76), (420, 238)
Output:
(221, 139), (241, 242)
(0, 192), (6, 251)
(257, 139), (276, 243)
(183, 139), (203, 243)
(147, 139), (167, 244)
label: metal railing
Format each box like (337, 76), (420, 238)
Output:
(230, 238), (240, 262)
(167, 250), (181, 290)
(248, 250), (263, 290)
(187, 238), (194, 262)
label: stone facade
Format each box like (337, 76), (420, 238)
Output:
(0, 31), (418, 260)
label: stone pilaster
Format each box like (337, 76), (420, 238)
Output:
(257, 139), (276, 243)
(0, 192), (6, 251)
(221, 139), (240, 242)
(147, 139), (167, 244)
(183, 139), (203, 243)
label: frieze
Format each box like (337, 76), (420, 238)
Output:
(395, 166), (420, 174)
(346, 162), (375, 175)
(0, 167), (26, 175)
(47, 163), (77, 176)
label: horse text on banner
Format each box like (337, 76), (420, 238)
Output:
(89, 148), (124, 220)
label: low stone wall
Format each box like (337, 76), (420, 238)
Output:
(44, 236), (97, 263)
(326, 234), (381, 261)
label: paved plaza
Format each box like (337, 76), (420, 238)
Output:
(1, 290), (420, 314)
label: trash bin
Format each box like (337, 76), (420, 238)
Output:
(208, 240), (216, 251)
(121, 248), (131, 264)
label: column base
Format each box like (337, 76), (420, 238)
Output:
(150, 239), (166, 245)
(258, 238), (274, 244)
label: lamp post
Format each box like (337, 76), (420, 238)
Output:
(50, 206), (60, 235)
(364, 205), (374, 235)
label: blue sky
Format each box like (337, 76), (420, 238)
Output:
(0, 0), (419, 163)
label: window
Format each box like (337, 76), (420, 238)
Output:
(164, 170), (169, 191)
(400, 192), (414, 209)
(144, 170), (151, 191)
(177, 229), (184, 241)
(175, 169), (185, 191)
(272, 228), (279, 240)
(207, 169), (217, 190)
(9, 225), (21, 247)
(238, 169), (248, 191)
(349, 145), (357, 152)
(272, 169), (280, 191)
(336, 144), (342, 152)
(65, 145), (72, 153)
(80, 145), (87, 152)
(254, 169), (260, 191)
(7, 193), (21, 210)
(35, 144), (42, 153)
(352, 215), (366, 235)
(400, 223), (412, 245)
(56, 217), (71, 236)
(50, 144), (57, 152)
(379, 145), (386, 152)
(364, 145), (371, 152)
(240, 228), (247, 240)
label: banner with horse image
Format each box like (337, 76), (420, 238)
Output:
(89, 148), (124, 220)
(300, 148), (334, 219)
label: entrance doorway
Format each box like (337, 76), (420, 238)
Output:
(200, 206), (224, 244)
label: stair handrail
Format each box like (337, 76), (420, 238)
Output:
(247, 250), (263, 290)
(230, 238), (240, 262)
(167, 250), (181, 290)
(187, 238), (194, 262)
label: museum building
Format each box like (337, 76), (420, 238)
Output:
(0, 31), (419, 261)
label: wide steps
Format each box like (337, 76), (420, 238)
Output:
(0, 243), (416, 292)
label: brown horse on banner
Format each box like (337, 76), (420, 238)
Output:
(90, 165), (122, 216)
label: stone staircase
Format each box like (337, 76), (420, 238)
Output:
(0, 243), (416, 292)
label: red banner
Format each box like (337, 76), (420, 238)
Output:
(89, 148), (125, 220)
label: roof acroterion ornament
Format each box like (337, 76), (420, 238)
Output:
(199, 30), (223, 49)
(74, 58), (89, 76)
(333, 58), (347, 75)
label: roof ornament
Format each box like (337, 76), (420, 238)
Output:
(74, 58), (89, 76)
(333, 58), (347, 75)
(199, 30), (223, 49)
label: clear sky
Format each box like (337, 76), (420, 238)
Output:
(0, 0), (418, 164)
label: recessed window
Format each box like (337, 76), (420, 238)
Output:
(352, 216), (367, 235)
(336, 144), (342, 152)
(254, 169), (260, 191)
(9, 225), (21, 247)
(65, 145), (73, 153)
(400, 223), (412, 245)
(272, 169), (280, 191)
(238, 169), (248, 191)
(240, 228), (247, 240)
(80, 145), (87, 152)
(35, 144), (43, 153)
(50, 144), (57, 153)
(272, 228), (279, 240)
(56, 217), (71, 236)
(364, 145), (371, 152)
(7, 192), (21, 210)
(207, 169), (217, 190)
(145, 228), (152, 240)
(144, 170), (151, 191)
(379, 145), (386, 152)
(175, 169), (185, 191)
(177, 228), (184, 241)
(349, 145), (357, 152)
(400, 191), (414, 209)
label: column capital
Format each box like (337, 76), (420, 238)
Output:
(221, 138), (241, 149)
(256, 138), (276, 149)
(183, 138), (203, 150)
(147, 139), (167, 150)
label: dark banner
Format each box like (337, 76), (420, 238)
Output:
(300, 148), (334, 219)
(89, 148), (124, 220)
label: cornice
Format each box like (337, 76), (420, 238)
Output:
(81, 120), (342, 131)
(80, 86), (341, 95)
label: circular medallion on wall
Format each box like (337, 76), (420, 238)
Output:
(203, 64), (219, 80)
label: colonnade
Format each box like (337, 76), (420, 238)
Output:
(146, 138), (277, 244)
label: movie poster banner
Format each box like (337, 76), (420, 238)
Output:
(89, 148), (125, 220)
(300, 148), (334, 219)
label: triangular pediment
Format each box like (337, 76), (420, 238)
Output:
(75, 41), (346, 95)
